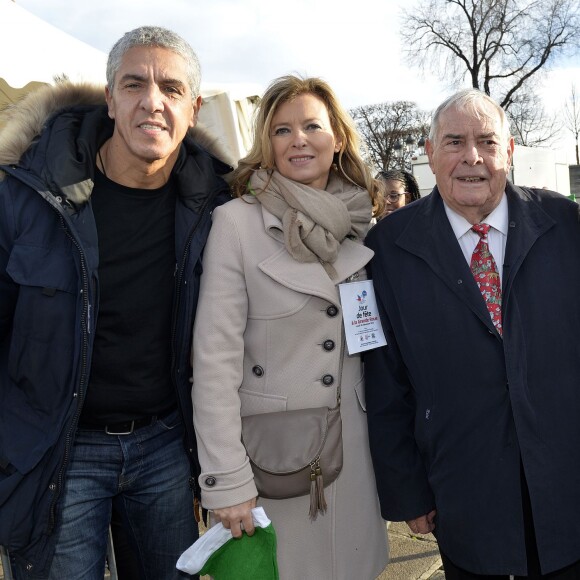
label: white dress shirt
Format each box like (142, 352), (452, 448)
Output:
(443, 193), (509, 283)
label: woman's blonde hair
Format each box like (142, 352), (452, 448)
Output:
(231, 75), (384, 216)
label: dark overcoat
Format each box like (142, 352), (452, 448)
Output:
(365, 183), (580, 576)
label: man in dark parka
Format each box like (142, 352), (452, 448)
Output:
(0, 26), (231, 579)
(365, 88), (580, 579)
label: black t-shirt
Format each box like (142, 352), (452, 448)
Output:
(81, 169), (177, 424)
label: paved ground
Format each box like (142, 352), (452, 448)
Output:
(378, 521), (445, 580)
(1, 522), (446, 579)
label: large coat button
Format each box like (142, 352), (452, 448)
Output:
(326, 305), (338, 317)
(323, 340), (335, 351)
(205, 476), (216, 487)
(252, 365), (264, 377)
(322, 374), (334, 386)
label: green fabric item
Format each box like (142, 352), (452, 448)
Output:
(199, 524), (279, 580)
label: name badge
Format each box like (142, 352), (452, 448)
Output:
(338, 280), (387, 355)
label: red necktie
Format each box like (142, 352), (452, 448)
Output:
(470, 223), (502, 335)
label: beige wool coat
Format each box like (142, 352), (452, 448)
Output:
(192, 195), (389, 580)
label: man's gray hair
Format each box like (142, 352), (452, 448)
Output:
(106, 26), (201, 98)
(429, 89), (511, 143)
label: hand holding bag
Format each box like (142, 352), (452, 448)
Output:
(241, 339), (344, 520)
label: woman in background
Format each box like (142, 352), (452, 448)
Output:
(191, 75), (388, 579)
(377, 169), (421, 219)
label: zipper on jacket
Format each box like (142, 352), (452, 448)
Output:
(46, 212), (92, 534)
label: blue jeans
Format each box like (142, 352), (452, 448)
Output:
(44, 409), (197, 580)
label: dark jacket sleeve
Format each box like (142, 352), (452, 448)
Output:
(364, 239), (436, 522)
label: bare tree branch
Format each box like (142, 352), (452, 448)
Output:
(563, 84), (580, 164)
(507, 89), (562, 147)
(350, 101), (430, 172)
(401, 0), (580, 117)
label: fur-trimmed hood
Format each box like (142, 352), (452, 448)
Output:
(0, 82), (237, 189)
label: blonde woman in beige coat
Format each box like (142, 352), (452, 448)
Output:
(192, 75), (389, 579)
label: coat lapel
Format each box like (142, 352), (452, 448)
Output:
(258, 206), (374, 306)
(395, 189), (500, 335)
(502, 182), (555, 308)
(395, 185), (556, 336)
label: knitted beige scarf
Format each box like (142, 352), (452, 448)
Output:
(249, 169), (372, 278)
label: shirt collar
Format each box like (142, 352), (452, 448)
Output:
(444, 192), (509, 240)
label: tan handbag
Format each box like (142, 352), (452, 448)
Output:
(241, 340), (344, 520)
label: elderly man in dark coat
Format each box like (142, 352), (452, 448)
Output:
(365, 88), (580, 579)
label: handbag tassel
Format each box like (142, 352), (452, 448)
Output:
(309, 458), (327, 520)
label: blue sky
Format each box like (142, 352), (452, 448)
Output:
(14, 0), (452, 109)
(13, 0), (580, 152)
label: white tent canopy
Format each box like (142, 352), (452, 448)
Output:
(0, 0), (108, 87)
(199, 83), (261, 163)
(0, 0), (260, 161)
